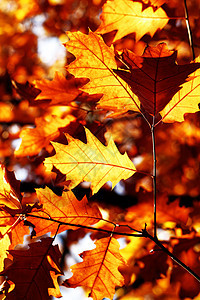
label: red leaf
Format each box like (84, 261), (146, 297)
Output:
(1, 237), (63, 299)
(114, 43), (200, 116)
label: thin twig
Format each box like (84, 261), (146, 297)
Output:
(25, 213), (200, 283)
(25, 213), (143, 237)
(184, 0), (195, 60)
(151, 116), (157, 238)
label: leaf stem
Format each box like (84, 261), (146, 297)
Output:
(184, 0), (195, 60)
(151, 116), (157, 238)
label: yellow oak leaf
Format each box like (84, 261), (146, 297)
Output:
(64, 237), (126, 300)
(96, 0), (169, 42)
(160, 56), (200, 123)
(65, 31), (140, 116)
(44, 127), (136, 194)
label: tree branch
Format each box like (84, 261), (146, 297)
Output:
(25, 213), (200, 283)
(151, 116), (157, 238)
(184, 0), (195, 60)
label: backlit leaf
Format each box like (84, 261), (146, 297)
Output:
(64, 237), (126, 300)
(27, 187), (102, 236)
(160, 56), (200, 122)
(96, 0), (169, 42)
(0, 165), (22, 209)
(114, 43), (200, 116)
(65, 31), (140, 116)
(15, 114), (75, 157)
(44, 127), (136, 194)
(34, 71), (89, 106)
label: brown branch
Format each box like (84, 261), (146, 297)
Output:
(25, 213), (200, 283)
(184, 0), (195, 60)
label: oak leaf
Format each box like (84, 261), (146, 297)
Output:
(44, 127), (136, 194)
(64, 237), (126, 300)
(160, 56), (200, 122)
(136, 248), (169, 282)
(0, 164), (22, 209)
(0, 209), (29, 249)
(15, 114), (75, 157)
(14, 80), (41, 101)
(95, 0), (169, 42)
(0, 233), (11, 272)
(65, 31), (140, 116)
(0, 237), (63, 299)
(27, 187), (102, 236)
(34, 71), (90, 106)
(114, 44), (200, 117)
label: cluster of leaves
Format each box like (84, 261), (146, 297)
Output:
(0, 0), (200, 299)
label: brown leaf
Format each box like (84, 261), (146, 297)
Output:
(114, 43), (200, 116)
(0, 237), (63, 299)
(171, 236), (200, 298)
(160, 56), (200, 122)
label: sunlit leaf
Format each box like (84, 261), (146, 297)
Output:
(64, 237), (126, 300)
(15, 114), (75, 157)
(27, 187), (102, 236)
(96, 0), (169, 42)
(114, 43), (200, 117)
(44, 127), (136, 194)
(65, 31), (140, 116)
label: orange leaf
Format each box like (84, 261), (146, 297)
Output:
(34, 71), (89, 106)
(0, 164), (22, 209)
(125, 193), (191, 230)
(15, 114), (75, 157)
(27, 187), (102, 236)
(95, 0), (169, 42)
(65, 31), (140, 116)
(0, 237), (63, 299)
(44, 127), (136, 194)
(64, 237), (126, 300)
(114, 44), (200, 116)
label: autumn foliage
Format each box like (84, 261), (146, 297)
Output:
(1, 0), (200, 299)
